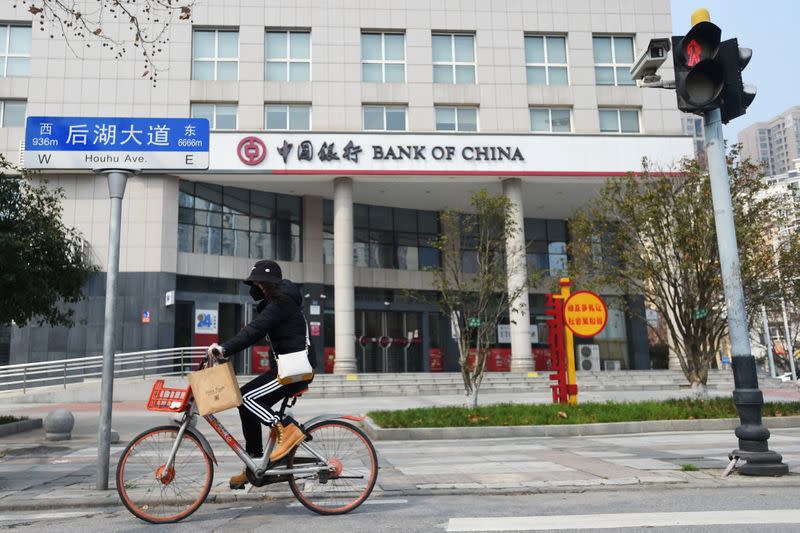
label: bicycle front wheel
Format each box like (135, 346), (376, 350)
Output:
(288, 420), (378, 515)
(116, 425), (214, 524)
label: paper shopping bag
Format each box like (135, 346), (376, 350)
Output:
(188, 362), (243, 416)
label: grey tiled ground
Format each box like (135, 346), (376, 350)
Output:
(2, 391), (800, 510)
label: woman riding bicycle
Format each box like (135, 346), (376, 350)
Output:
(207, 259), (315, 490)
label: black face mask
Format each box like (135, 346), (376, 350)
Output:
(249, 284), (265, 301)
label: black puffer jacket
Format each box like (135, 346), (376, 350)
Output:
(220, 279), (315, 368)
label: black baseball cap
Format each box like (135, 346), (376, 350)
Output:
(245, 259), (283, 285)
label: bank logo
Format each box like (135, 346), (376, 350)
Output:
(237, 136), (266, 165)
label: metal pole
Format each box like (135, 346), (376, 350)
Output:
(96, 170), (128, 490)
(780, 296), (796, 382)
(762, 305), (776, 379)
(773, 248), (796, 381)
(704, 108), (787, 475)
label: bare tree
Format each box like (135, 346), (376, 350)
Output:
(428, 189), (542, 408)
(17, 0), (194, 84)
(569, 152), (800, 397)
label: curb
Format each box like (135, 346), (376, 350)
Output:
(0, 492), (285, 512)
(0, 418), (43, 438)
(361, 415), (800, 440)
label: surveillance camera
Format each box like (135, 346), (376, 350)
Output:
(630, 38), (671, 82)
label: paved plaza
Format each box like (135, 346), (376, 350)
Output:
(2, 388), (800, 512)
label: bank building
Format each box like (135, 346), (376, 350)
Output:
(1, 0), (691, 375)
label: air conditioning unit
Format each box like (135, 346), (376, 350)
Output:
(604, 360), (621, 371)
(577, 344), (601, 372)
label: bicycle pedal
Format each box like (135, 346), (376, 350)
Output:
(230, 481), (247, 490)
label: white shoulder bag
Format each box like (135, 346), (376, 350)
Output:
(275, 315), (314, 385)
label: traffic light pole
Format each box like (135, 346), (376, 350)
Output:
(704, 108), (788, 476)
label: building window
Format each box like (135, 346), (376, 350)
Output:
(432, 33), (475, 84)
(0, 100), (25, 127)
(0, 25), (30, 77)
(530, 108), (571, 133)
(361, 32), (405, 83)
(192, 29), (239, 81)
(191, 103), (237, 130)
(524, 35), (568, 85)
(265, 104), (310, 130)
(435, 106), (478, 132)
(363, 105), (406, 131)
(593, 35), (635, 86)
(323, 201), (440, 270)
(524, 218), (568, 277)
(266, 30), (310, 81)
(599, 108), (640, 133)
(178, 181), (302, 262)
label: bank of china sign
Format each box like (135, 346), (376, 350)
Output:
(221, 133), (524, 174)
(23, 116), (210, 170)
(212, 132), (693, 175)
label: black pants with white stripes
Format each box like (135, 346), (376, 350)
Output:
(238, 368), (312, 457)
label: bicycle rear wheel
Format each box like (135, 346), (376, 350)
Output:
(288, 420), (378, 515)
(116, 425), (214, 524)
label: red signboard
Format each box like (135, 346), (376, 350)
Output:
(486, 348), (511, 372)
(429, 348), (444, 372)
(251, 345), (271, 373)
(533, 347), (550, 371)
(324, 347), (335, 373)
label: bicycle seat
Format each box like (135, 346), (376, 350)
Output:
(291, 388), (309, 398)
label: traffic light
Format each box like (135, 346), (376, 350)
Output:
(672, 21), (724, 113)
(718, 38), (756, 124)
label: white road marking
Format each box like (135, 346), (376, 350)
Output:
(0, 510), (105, 522)
(446, 510), (800, 531)
(287, 498), (407, 508)
(218, 506), (253, 511)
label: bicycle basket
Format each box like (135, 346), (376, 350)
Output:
(147, 379), (191, 412)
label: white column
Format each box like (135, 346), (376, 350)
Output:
(333, 177), (357, 373)
(503, 178), (534, 372)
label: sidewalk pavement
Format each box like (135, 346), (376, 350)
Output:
(1, 387), (800, 511)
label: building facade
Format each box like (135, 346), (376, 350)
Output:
(2, 0), (691, 373)
(681, 113), (705, 162)
(739, 106), (800, 177)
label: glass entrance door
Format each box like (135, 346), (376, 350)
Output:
(356, 310), (422, 372)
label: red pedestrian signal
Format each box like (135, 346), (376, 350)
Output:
(686, 39), (702, 67)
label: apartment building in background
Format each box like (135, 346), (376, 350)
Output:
(739, 106), (800, 176)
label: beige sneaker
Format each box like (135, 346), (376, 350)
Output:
(269, 422), (305, 462)
(229, 468), (248, 490)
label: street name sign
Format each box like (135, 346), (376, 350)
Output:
(24, 116), (210, 170)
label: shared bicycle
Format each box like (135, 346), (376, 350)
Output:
(116, 373), (379, 523)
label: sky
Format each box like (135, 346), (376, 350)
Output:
(670, 0), (800, 141)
